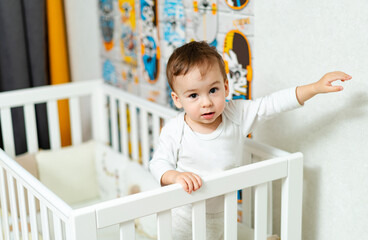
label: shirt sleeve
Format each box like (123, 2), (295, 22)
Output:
(148, 117), (179, 185)
(224, 87), (302, 136)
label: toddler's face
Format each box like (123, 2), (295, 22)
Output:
(171, 63), (229, 133)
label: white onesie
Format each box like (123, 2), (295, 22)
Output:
(149, 87), (301, 239)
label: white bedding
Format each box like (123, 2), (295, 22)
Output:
(32, 141), (160, 238)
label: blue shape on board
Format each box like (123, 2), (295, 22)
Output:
(232, 95), (247, 100)
(142, 36), (157, 81)
(99, 0), (113, 14)
(140, 0), (152, 21)
(100, 15), (114, 43)
(209, 38), (218, 48)
(163, 0), (185, 50)
(103, 60), (117, 84)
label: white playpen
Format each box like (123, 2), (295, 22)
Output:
(0, 80), (303, 240)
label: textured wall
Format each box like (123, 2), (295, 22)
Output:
(254, 0), (368, 239)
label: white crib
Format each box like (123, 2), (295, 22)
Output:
(0, 80), (303, 240)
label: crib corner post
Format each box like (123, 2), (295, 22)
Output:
(91, 86), (109, 144)
(280, 152), (303, 240)
(67, 209), (98, 240)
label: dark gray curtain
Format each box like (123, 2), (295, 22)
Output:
(0, 0), (50, 155)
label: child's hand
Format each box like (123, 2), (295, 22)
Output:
(161, 170), (202, 194)
(173, 171), (202, 194)
(296, 71), (352, 105)
(314, 71), (352, 93)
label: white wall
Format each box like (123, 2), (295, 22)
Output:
(254, 0), (368, 239)
(64, 0), (101, 82)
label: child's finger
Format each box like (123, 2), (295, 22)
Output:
(192, 173), (202, 188)
(183, 176), (194, 193)
(178, 178), (189, 193)
(188, 174), (201, 191)
(327, 85), (344, 92)
(329, 71), (352, 81)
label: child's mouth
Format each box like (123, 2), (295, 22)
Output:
(202, 112), (215, 119)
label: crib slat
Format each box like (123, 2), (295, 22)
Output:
(47, 100), (61, 150)
(7, 174), (20, 240)
(281, 154), (303, 240)
(24, 104), (39, 153)
(224, 191), (237, 240)
(241, 187), (252, 227)
(53, 214), (63, 240)
(129, 104), (139, 162)
(65, 223), (72, 240)
(28, 192), (39, 240)
(17, 182), (29, 240)
(254, 183), (268, 240)
(119, 220), (135, 240)
(110, 97), (119, 151)
(0, 168), (10, 240)
(157, 210), (172, 240)
(119, 101), (129, 157)
(0, 213), (3, 240)
(268, 182), (273, 235)
(40, 203), (50, 240)
(0, 211), (3, 240)
(140, 109), (149, 168)
(192, 200), (206, 240)
(0, 108), (15, 157)
(92, 87), (109, 144)
(152, 114), (160, 150)
(70, 97), (82, 145)
(68, 210), (98, 240)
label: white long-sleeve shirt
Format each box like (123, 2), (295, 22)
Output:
(149, 87), (301, 212)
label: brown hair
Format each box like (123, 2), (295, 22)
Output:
(166, 41), (227, 91)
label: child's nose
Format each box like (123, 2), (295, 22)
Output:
(201, 96), (213, 107)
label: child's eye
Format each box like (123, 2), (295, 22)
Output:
(189, 93), (198, 99)
(209, 88), (218, 94)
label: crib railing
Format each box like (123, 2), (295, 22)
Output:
(0, 80), (99, 156)
(73, 141), (303, 240)
(0, 80), (178, 239)
(0, 149), (73, 239)
(0, 81), (101, 239)
(0, 81), (303, 239)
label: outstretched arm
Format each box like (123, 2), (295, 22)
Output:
(296, 71), (352, 105)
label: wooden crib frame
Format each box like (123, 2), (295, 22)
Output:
(0, 80), (303, 240)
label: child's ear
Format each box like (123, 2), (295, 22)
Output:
(171, 92), (183, 109)
(224, 79), (230, 97)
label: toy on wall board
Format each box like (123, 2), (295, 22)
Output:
(119, 0), (138, 66)
(163, 0), (186, 56)
(223, 30), (252, 100)
(225, 0), (249, 10)
(192, 0), (218, 47)
(163, 0), (186, 108)
(140, 0), (160, 84)
(99, 0), (115, 51)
